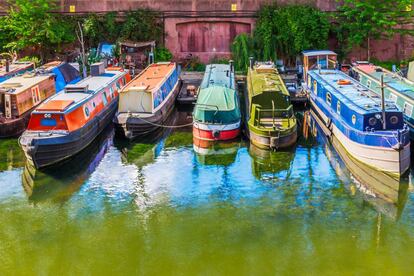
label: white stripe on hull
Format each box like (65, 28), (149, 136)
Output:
(311, 97), (410, 176)
(193, 121), (241, 131)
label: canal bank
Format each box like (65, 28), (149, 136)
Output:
(1, 109), (414, 274)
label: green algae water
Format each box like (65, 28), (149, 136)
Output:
(1, 111), (414, 275)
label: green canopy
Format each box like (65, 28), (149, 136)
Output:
(194, 86), (241, 124)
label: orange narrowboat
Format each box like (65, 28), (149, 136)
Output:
(19, 63), (131, 169)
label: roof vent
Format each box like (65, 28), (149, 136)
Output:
(90, 62), (105, 76)
(65, 84), (89, 93)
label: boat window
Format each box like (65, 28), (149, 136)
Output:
(366, 80), (371, 88)
(84, 107), (90, 118)
(404, 103), (413, 116)
(337, 101), (341, 114)
(313, 80), (318, 94)
(307, 76), (311, 88)
(389, 93), (397, 103)
(352, 115), (356, 125)
(103, 92), (108, 106)
(318, 56), (327, 69)
(92, 102), (96, 109)
(326, 92), (332, 105)
(116, 82), (121, 90)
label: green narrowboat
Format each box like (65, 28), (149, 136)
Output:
(247, 62), (297, 149)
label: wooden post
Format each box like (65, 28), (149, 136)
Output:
(381, 74), (386, 130)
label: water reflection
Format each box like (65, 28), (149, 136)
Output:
(193, 137), (241, 166)
(248, 144), (295, 181)
(21, 127), (114, 204)
(0, 138), (25, 171)
(304, 111), (409, 220)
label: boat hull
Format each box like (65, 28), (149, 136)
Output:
(310, 96), (410, 177)
(248, 126), (297, 150)
(19, 98), (118, 169)
(193, 121), (241, 141)
(0, 112), (31, 138)
(114, 80), (180, 140)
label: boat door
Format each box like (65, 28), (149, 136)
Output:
(5, 94), (11, 119)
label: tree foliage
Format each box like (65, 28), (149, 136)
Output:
(231, 5), (330, 71)
(336, 0), (414, 60)
(0, 0), (75, 57)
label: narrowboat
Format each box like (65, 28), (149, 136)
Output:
(19, 63), (131, 169)
(351, 62), (414, 139)
(193, 64), (241, 141)
(303, 50), (410, 177)
(0, 62), (80, 138)
(247, 62), (297, 149)
(114, 62), (181, 139)
(0, 61), (34, 83)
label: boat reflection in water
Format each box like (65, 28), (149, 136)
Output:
(22, 127), (114, 204)
(117, 109), (193, 167)
(248, 143), (295, 181)
(193, 136), (241, 166)
(0, 139), (25, 172)
(304, 111), (409, 220)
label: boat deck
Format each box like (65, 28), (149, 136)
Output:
(310, 69), (400, 115)
(0, 61), (33, 77)
(200, 64), (235, 90)
(355, 64), (414, 100)
(0, 74), (52, 94)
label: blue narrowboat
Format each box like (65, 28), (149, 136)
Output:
(303, 50), (410, 177)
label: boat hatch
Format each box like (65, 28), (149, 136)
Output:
(65, 84), (90, 93)
(37, 100), (75, 112)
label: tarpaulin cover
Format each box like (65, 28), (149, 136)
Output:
(194, 86), (241, 124)
(53, 63), (80, 92)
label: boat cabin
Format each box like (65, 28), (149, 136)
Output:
(0, 74), (55, 120)
(118, 62), (179, 114)
(302, 50), (338, 83)
(28, 64), (130, 132)
(248, 63), (292, 120)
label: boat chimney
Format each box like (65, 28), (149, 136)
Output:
(229, 60), (234, 73)
(148, 51), (155, 65)
(5, 59), (10, 73)
(90, 62), (105, 76)
(249, 57), (254, 69)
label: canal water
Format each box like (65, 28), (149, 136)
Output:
(1, 110), (414, 275)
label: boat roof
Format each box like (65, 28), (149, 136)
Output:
(37, 69), (126, 112)
(122, 62), (175, 93)
(309, 69), (399, 115)
(303, 50), (337, 57)
(200, 64), (235, 90)
(196, 86), (238, 111)
(0, 73), (52, 95)
(0, 61), (33, 77)
(353, 63), (414, 100)
(249, 63), (289, 97)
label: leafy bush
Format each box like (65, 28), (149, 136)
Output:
(155, 47), (173, 62)
(19, 56), (41, 67)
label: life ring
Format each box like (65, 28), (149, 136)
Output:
(337, 79), (352, 85)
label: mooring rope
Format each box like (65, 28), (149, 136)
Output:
(132, 116), (193, 129)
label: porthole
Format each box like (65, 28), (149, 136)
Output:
(326, 92), (332, 105)
(92, 102), (96, 108)
(390, 116), (399, 124)
(85, 107), (90, 117)
(368, 117), (377, 126)
(337, 101), (341, 114)
(352, 115), (356, 125)
(367, 80), (371, 88)
(313, 80), (318, 94)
